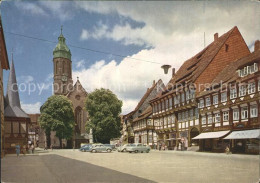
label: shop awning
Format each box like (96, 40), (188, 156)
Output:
(192, 130), (230, 140)
(224, 129), (260, 139)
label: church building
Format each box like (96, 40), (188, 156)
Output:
(50, 28), (92, 148)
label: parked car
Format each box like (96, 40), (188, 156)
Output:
(126, 143), (150, 153)
(91, 144), (112, 153)
(79, 144), (92, 152)
(117, 144), (134, 152)
(104, 144), (116, 151)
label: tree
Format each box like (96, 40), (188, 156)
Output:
(85, 88), (122, 143)
(39, 95), (74, 148)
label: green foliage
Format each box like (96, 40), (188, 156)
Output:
(39, 95), (75, 145)
(85, 88), (122, 143)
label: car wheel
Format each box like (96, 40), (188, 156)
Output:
(135, 150), (138, 153)
(129, 151), (132, 153)
(146, 149), (150, 153)
(123, 149), (126, 152)
(91, 149), (96, 153)
(107, 149), (111, 153)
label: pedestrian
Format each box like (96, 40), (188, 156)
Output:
(225, 145), (230, 155)
(22, 145), (26, 155)
(159, 144), (162, 151)
(31, 144), (35, 154)
(15, 144), (20, 157)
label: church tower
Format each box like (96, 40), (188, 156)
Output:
(53, 27), (73, 95)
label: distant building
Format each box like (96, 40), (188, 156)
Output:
(122, 80), (165, 146)
(0, 16), (10, 158)
(4, 58), (30, 154)
(150, 26), (251, 150)
(28, 114), (40, 147)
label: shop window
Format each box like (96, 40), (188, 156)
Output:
(206, 97), (211, 107)
(230, 88), (237, 99)
(223, 111), (229, 121)
(213, 94), (218, 105)
(208, 115), (213, 124)
(248, 82), (256, 94)
(241, 107), (248, 120)
(169, 98), (172, 108)
(250, 105), (258, 118)
(214, 113), (220, 123)
(233, 109), (239, 121)
(201, 116), (206, 125)
(239, 85), (246, 97)
(189, 109), (193, 120)
(221, 92), (227, 102)
(195, 108), (199, 119)
(162, 101), (165, 111)
(181, 93), (185, 103)
(186, 90), (190, 101)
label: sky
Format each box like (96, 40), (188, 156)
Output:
(1, 1), (259, 115)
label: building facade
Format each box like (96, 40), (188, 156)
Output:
(4, 59), (30, 154)
(122, 80), (165, 146)
(0, 16), (10, 158)
(195, 41), (260, 153)
(150, 26), (251, 150)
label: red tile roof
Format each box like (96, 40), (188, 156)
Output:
(163, 26), (238, 96)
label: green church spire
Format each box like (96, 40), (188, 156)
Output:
(53, 26), (71, 60)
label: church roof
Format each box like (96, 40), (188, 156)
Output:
(53, 27), (71, 60)
(66, 78), (88, 97)
(5, 59), (29, 118)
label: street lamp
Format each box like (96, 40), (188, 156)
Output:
(161, 65), (171, 74)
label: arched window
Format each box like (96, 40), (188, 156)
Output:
(75, 107), (82, 134)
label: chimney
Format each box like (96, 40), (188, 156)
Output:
(172, 68), (175, 77)
(254, 40), (260, 52)
(214, 33), (218, 41)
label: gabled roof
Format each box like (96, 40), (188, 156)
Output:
(165, 26), (238, 92)
(134, 79), (163, 112)
(5, 59), (29, 118)
(198, 49), (260, 97)
(66, 78), (88, 98)
(133, 106), (152, 122)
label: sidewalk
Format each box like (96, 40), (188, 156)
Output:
(151, 149), (259, 160)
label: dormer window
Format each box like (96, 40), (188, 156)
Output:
(238, 63), (258, 77)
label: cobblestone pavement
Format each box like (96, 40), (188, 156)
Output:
(1, 148), (259, 183)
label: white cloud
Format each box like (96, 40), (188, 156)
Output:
(18, 75), (34, 84)
(15, 2), (47, 16)
(75, 60), (86, 69)
(39, 1), (74, 21)
(21, 102), (41, 114)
